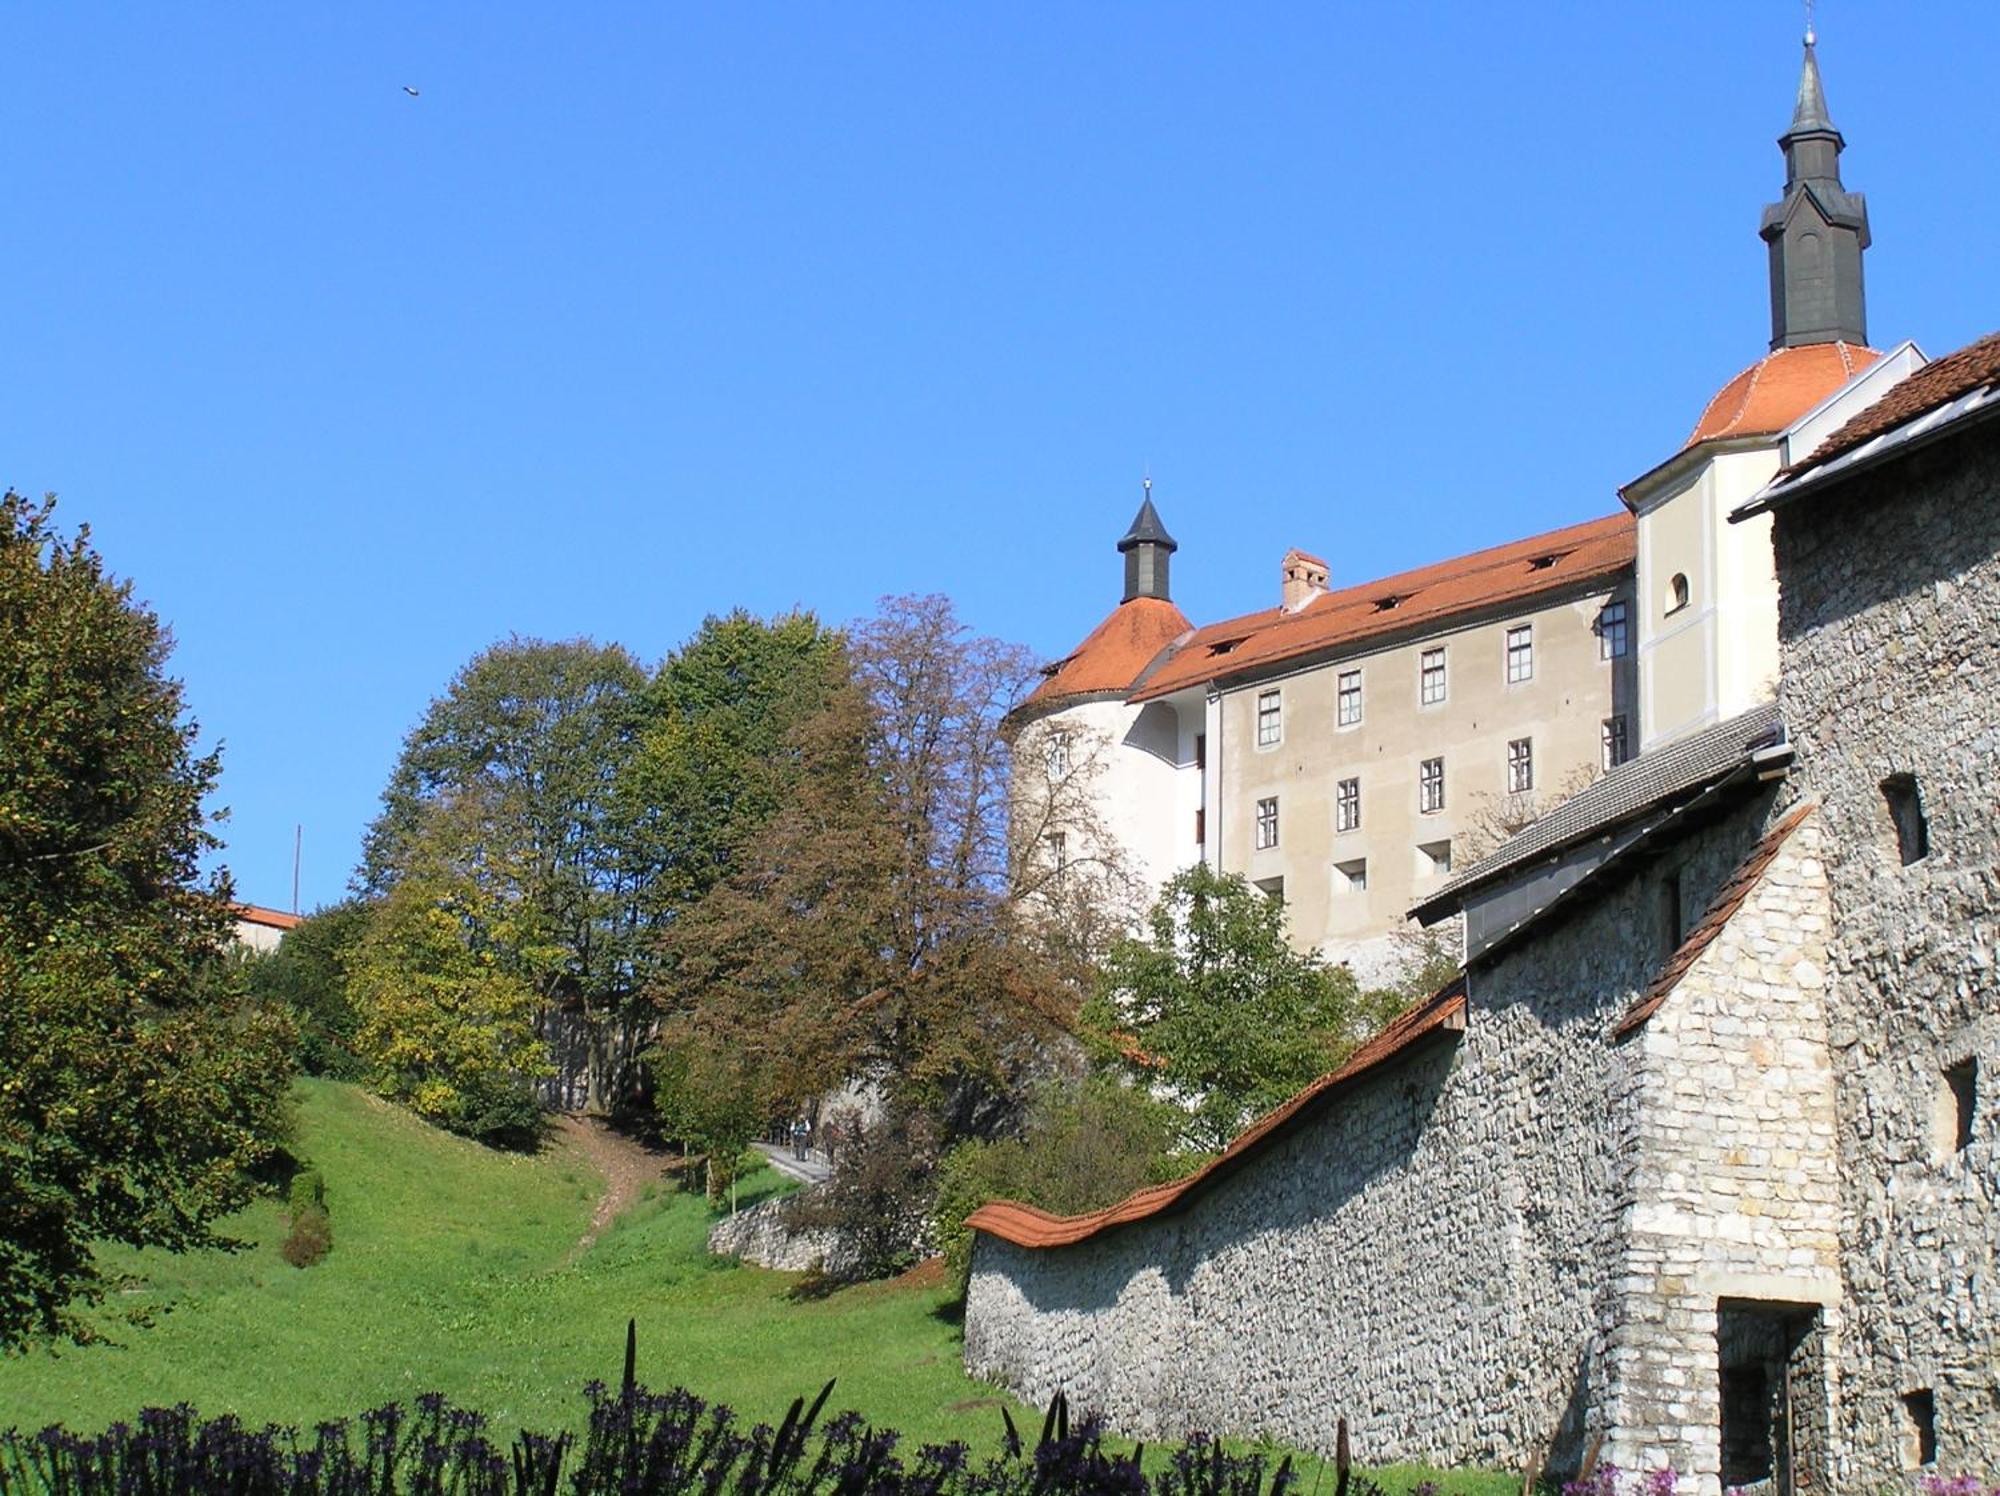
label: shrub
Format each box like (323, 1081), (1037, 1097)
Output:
(280, 1207), (332, 1268)
(784, 1108), (937, 1283)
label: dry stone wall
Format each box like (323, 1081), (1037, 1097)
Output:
(1773, 434), (2000, 1484)
(967, 799), (1802, 1484)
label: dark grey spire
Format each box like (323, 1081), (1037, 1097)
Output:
(1760, 32), (1870, 349)
(1116, 479), (1177, 603)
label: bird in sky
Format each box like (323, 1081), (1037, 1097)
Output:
(402, 85), (420, 97)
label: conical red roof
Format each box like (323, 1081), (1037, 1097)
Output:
(1016, 595), (1191, 719)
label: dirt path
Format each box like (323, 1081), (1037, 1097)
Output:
(552, 1114), (679, 1262)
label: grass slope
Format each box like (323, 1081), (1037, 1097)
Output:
(0, 1080), (1512, 1495)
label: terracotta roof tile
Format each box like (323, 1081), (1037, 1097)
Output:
(1684, 342), (1880, 448)
(1612, 803), (1814, 1039)
(231, 902), (303, 930)
(1016, 596), (1192, 719)
(1791, 330), (2000, 474)
(1130, 514), (1633, 703)
(966, 978), (1468, 1250)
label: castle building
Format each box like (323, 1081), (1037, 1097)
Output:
(970, 35), (1998, 1492)
(1011, 35), (1920, 983)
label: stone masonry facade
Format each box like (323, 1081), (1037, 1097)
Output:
(1773, 433), (2000, 1483)
(967, 790), (1841, 1492)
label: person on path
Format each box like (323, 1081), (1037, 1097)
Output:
(791, 1116), (810, 1162)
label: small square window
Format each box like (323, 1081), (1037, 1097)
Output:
(1882, 773), (1929, 865)
(1419, 756), (1445, 814)
(1337, 670), (1363, 728)
(1902, 1389), (1937, 1469)
(1417, 839), (1452, 877)
(1420, 648), (1447, 706)
(1254, 875), (1285, 904)
(1598, 601), (1629, 660)
(1334, 857), (1367, 893)
(1255, 796), (1279, 850)
(1256, 690), (1282, 748)
(1507, 737), (1534, 794)
(1602, 715), (1630, 771)
(1336, 777), (1361, 833)
(1506, 624), (1534, 684)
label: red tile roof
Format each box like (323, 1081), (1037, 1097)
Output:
(1791, 330), (2000, 474)
(1016, 595), (1192, 718)
(1129, 514), (1633, 703)
(1683, 342), (1880, 448)
(231, 902), (303, 930)
(966, 978), (1469, 1250)
(1613, 803), (1814, 1039)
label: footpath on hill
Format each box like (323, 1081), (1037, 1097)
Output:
(552, 1113), (680, 1261)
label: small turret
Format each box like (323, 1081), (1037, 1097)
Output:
(1760, 31), (1870, 349)
(1117, 479), (1178, 603)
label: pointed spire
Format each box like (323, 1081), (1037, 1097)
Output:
(1761, 28), (1870, 348)
(1116, 477), (1178, 603)
(1788, 33), (1835, 137)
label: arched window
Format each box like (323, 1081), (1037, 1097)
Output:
(1667, 573), (1691, 614)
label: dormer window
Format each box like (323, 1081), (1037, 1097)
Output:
(1527, 552), (1568, 571)
(1374, 594), (1405, 612)
(1209, 637), (1245, 657)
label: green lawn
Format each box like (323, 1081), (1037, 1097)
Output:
(0, 1080), (1512, 1495)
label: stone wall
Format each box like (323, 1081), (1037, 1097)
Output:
(966, 796), (1811, 1485)
(707, 1191), (850, 1275)
(1772, 432), (2000, 1484)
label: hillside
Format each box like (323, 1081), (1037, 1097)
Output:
(0, 1080), (995, 1440)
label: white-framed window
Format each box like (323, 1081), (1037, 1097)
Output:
(1420, 647), (1447, 706)
(1336, 777), (1360, 833)
(1336, 669), (1362, 728)
(1419, 756), (1445, 813)
(1048, 831), (1068, 875)
(1505, 624), (1534, 684)
(1045, 729), (1071, 780)
(1256, 689), (1282, 747)
(1598, 601), (1629, 660)
(1602, 715), (1630, 771)
(1508, 737), (1534, 794)
(1255, 796), (1279, 850)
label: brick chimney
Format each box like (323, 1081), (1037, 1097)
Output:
(1281, 549), (1329, 613)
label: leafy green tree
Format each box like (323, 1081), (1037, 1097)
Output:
(1084, 863), (1399, 1151)
(243, 899), (373, 1077)
(645, 1026), (764, 1203)
(359, 636), (645, 1111)
(0, 492), (295, 1346)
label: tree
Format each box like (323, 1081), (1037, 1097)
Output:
(1084, 863), (1400, 1151)
(243, 899), (373, 1077)
(0, 492), (295, 1346)
(345, 833), (552, 1147)
(359, 636), (646, 1111)
(645, 1025), (763, 1203)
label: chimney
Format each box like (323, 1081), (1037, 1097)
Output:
(1281, 549), (1329, 613)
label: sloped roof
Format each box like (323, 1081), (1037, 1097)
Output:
(232, 903), (302, 930)
(1412, 702), (1787, 924)
(1612, 803), (1815, 1038)
(966, 979), (1468, 1250)
(1015, 596), (1193, 719)
(1129, 513), (1633, 703)
(1795, 329), (2000, 474)
(1683, 342), (1880, 449)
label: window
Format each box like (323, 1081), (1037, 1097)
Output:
(1334, 857), (1368, 893)
(1337, 669), (1362, 728)
(1507, 737), (1534, 794)
(1667, 573), (1691, 614)
(1335, 777), (1361, 833)
(1505, 624), (1534, 683)
(1254, 875), (1286, 903)
(1417, 839), (1452, 877)
(1194, 806), (1205, 846)
(1420, 647), (1447, 706)
(1598, 601), (1629, 659)
(1256, 689), (1282, 747)
(1048, 832), (1068, 875)
(1045, 729), (1071, 781)
(1882, 773), (1929, 865)
(1602, 715), (1630, 771)
(1255, 796), (1279, 850)
(1902, 1390), (1937, 1469)
(1419, 756), (1445, 814)
(1938, 1059), (1977, 1156)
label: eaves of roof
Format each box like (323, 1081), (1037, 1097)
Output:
(965, 979), (1469, 1251)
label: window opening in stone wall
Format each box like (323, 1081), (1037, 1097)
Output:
(1254, 875), (1285, 904)
(1667, 573), (1691, 613)
(1598, 600), (1629, 658)
(1659, 869), (1684, 959)
(1507, 737), (1534, 793)
(1337, 669), (1362, 727)
(1419, 756), (1445, 814)
(1045, 730), (1071, 781)
(1881, 773), (1929, 865)
(1417, 839), (1451, 877)
(1047, 832), (1067, 879)
(1257, 689), (1282, 747)
(1337, 777), (1361, 833)
(1718, 1300), (1824, 1496)
(1602, 715), (1630, 771)
(1335, 857), (1367, 893)
(1939, 1059), (1976, 1155)
(1902, 1389), (1937, 1469)
(1255, 796), (1279, 850)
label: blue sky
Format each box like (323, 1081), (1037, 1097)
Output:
(3, 4), (1994, 913)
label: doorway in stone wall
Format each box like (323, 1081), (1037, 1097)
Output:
(1717, 1300), (1828, 1495)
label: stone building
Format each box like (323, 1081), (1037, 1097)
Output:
(967, 38), (1997, 1496)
